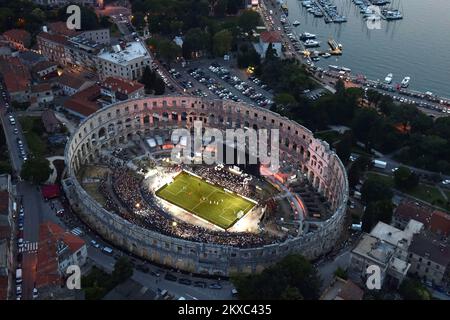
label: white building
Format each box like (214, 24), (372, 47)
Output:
(349, 220), (423, 289)
(97, 42), (152, 81)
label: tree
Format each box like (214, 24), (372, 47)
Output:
(335, 131), (353, 165)
(237, 43), (260, 69)
(140, 66), (154, 93)
(182, 28), (211, 59)
(147, 36), (181, 64)
(366, 89), (383, 107)
(231, 254), (321, 300)
(30, 8), (46, 23)
(112, 257), (133, 284)
(361, 178), (393, 204)
(58, 5), (100, 30)
(265, 43), (278, 61)
(394, 166), (419, 191)
(399, 279), (431, 300)
(334, 267), (348, 280)
(335, 79), (346, 96)
(153, 75), (166, 95)
(227, 0), (243, 15)
(21, 157), (52, 185)
(237, 9), (261, 34)
(361, 200), (394, 232)
(212, 29), (233, 57)
(280, 286), (303, 300)
(140, 66), (165, 95)
(274, 93), (296, 107)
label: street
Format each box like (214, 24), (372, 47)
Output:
(87, 247), (235, 300)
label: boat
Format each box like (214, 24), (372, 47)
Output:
(384, 73), (393, 84)
(292, 20), (301, 26)
(328, 38), (343, 51)
(401, 76), (410, 88)
(328, 65), (340, 71)
(303, 39), (320, 48)
(312, 56), (320, 62)
(313, 11), (324, 17)
(383, 9), (403, 20)
(300, 32), (316, 40)
(321, 52), (331, 58)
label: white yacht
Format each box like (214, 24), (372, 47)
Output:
(303, 39), (320, 47)
(384, 73), (393, 84)
(293, 20), (301, 26)
(401, 76), (410, 88)
(300, 32), (316, 40)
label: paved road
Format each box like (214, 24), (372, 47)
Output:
(0, 87), (56, 300)
(88, 247), (235, 300)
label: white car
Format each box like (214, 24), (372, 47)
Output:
(392, 167), (399, 173)
(32, 288), (38, 299)
(442, 179), (450, 185)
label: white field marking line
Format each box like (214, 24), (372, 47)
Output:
(164, 181), (189, 197)
(190, 189), (216, 212)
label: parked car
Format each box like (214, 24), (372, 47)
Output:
(193, 281), (206, 288)
(208, 283), (222, 290)
(178, 278), (192, 286)
(164, 273), (177, 282)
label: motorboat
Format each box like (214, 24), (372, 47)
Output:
(401, 76), (410, 88)
(303, 39), (320, 48)
(384, 73), (393, 84)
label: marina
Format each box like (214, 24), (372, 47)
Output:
(351, 0), (403, 21)
(266, 1), (450, 110)
(300, 0), (348, 23)
(280, 0), (450, 98)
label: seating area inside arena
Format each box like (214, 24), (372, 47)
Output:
(76, 129), (333, 247)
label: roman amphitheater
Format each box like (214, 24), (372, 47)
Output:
(63, 96), (348, 276)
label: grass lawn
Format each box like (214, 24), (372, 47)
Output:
(368, 172), (449, 211)
(83, 183), (107, 207)
(367, 172), (394, 187)
(314, 130), (341, 145)
(19, 117), (47, 156)
(155, 171), (255, 229)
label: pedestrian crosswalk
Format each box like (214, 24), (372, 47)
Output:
(18, 241), (38, 253)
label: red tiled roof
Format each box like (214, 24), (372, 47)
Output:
(0, 276), (8, 300)
(58, 73), (89, 90)
(31, 83), (52, 93)
(337, 279), (364, 300)
(37, 32), (68, 45)
(47, 22), (80, 37)
(260, 31), (282, 43)
(41, 184), (60, 199)
(0, 56), (31, 93)
(3, 29), (30, 45)
(32, 60), (58, 73)
(37, 222), (86, 289)
(102, 76), (144, 95)
(0, 226), (11, 240)
(41, 109), (61, 133)
(430, 210), (450, 237)
(394, 201), (433, 227)
(42, 222), (85, 253)
(64, 84), (101, 117)
(0, 191), (8, 217)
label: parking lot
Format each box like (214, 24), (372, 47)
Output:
(169, 61), (274, 108)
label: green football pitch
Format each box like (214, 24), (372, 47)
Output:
(155, 171), (256, 229)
